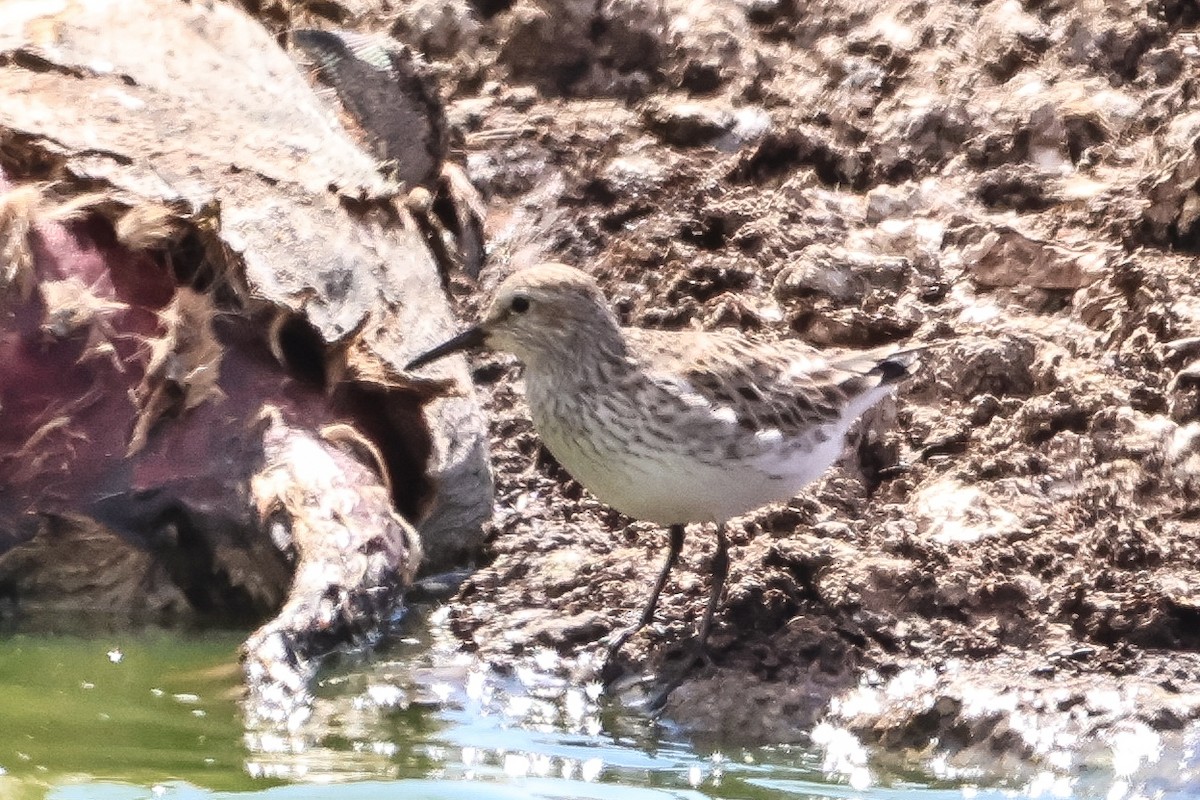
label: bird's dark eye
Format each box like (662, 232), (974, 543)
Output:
(510, 296), (530, 314)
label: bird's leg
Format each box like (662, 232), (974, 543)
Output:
(602, 523), (685, 678)
(691, 523), (730, 662)
(647, 523), (729, 712)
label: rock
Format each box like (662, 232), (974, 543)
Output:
(521, 610), (610, 648)
(0, 0), (493, 698)
(910, 478), (1031, 544)
(601, 154), (672, 195)
(654, 0), (757, 94)
(959, 223), (1106, 290)
(864, 182), (926, 222)
(1140, 46), (1185, 85)
(974, 164), (1059, 211)
(773, 245), (910, 304)
(976, 0), (1048, 82)
(1143, 112), (1200, 249)
(642, 98), (735, 147)
(497, 0), (595, 86)
(598, 0), (667, 74)
(875, 97), (975, 180)
(389, 0), (483, 60)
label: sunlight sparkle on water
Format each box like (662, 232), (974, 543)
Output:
(580, 757), (603, 782)
(811, 722), (873, 790)
(1109, 724), (1162, 778)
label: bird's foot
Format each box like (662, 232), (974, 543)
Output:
(643, 643), (715, 715)
(645, 679), (678, 715)
(645, 662), (695, 715)
(599, 626), (638, 684)
(600, 657), (626, 685)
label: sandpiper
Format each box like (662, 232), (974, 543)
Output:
(407, 263), (918, 708)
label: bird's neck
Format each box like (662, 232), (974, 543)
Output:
(524, 330), (630, 394)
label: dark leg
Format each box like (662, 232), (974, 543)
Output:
(602, 524), (685, 675)
(648, 523), (729, 712)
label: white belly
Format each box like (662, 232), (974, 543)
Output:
(523, 369), (890, 526)
(534, 409), (850, 526)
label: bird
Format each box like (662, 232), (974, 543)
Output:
(406, 262), (919, 709)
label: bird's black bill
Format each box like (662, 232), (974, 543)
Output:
(406, 326), (487, 371)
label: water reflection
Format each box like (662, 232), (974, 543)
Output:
(50, 778), (714, 799)
(4, 606), (1193, 799)
(230, 603), (890, 797)
(238, 605), (697, 787)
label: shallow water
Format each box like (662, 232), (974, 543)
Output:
(0, 606), (1158, 800)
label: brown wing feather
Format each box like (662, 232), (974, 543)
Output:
(623, 328), (878, 437)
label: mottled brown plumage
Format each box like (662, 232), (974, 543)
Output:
(407, 262), (917, 708)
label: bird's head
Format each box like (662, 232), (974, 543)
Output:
(406, 263), (622, 371)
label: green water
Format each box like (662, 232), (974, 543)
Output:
(0, 627), (253, 799)
(0, 609), (1045, 800)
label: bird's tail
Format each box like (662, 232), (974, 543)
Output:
(831, 344), (925, 385)
(867, 345), (924, 385)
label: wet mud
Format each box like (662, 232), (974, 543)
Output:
(340, 0), (1200, 783)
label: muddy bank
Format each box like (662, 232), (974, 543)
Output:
(323, 0), (1200, 784)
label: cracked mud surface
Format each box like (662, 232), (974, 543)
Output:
(264, 0), (1200, 785)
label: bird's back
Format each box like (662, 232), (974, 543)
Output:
(524, 326), (914, 525)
